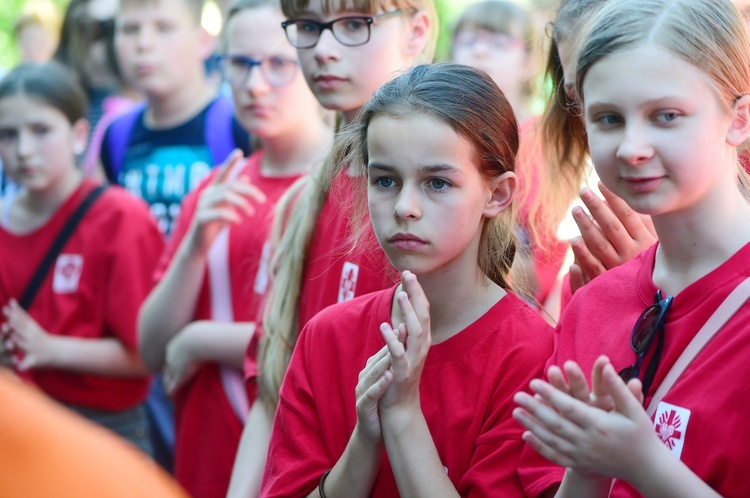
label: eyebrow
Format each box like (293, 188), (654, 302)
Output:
(367, 163), (465, 175)
(586, 96), (689, 110)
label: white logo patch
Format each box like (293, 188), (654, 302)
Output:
(253, 240), (271, 295)
(338, 262), (359, 302)
(53, 254), (84, 294)
(654, 401), (691, 459)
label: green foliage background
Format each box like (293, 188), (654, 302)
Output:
(0, 0), (69, 72)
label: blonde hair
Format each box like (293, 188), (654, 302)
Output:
(451, 0), (537, 101)
(118, 0), (205, 24)
(14, 0), (61, 37)
(452, 0), (534, 53)
(524, 0), (606, 250)
(575, 0), (750, 197)
(221, 0), (279, 51)
(259, 0), (438, 409)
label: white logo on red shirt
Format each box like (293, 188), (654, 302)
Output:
(654, 401), (691, 458)
(254, 240), (271, 295)
(53, 254), (84, 294)
(338, 262), (359, 302)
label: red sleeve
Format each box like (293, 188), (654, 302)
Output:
(559, 273), (574, 314)
(458, 313), (560, 497)
(102, 191), (165, 351)
(517, 443), (565, 497)
(260, 324), (330, 498)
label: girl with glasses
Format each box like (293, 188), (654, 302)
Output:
(136, 0), (332, 496)
(451, 0), (537, 126)
(228, 0), (438, 494)
(514, 0), (750, 496)
(261, 61), (556, 498)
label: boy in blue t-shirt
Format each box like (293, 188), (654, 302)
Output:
(100, 0), (249, 235)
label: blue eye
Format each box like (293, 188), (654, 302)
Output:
(374, 177), (396, 189)
(655, 111), (680, 123)
(31, 124), (50, 136)
(593, 114), (622, 128)
(428, 178), (450, 191)
(297, 21), (319, 33)
(341, 19), (367, 32)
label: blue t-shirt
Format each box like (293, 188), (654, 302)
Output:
(101, 98), (250, 235)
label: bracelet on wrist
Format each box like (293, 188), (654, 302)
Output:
(319, 469), (332, 498)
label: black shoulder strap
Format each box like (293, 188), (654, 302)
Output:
(19, 186), (107, 310)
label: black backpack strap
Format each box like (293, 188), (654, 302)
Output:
(18, 185), (107, 310)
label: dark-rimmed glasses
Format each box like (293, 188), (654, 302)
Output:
(218, 55), (299, 88)
(619, 290), (673, 397)
(281, 10), (404, 49)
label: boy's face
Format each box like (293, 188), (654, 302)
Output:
(115, 0), (209, 98)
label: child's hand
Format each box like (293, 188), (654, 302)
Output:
(0, 319), (15, 367)
(2, 299), (56, 370)
(354, 342), (396, 444)
(514, 362), (658, 482)
(187, 150), (267, 255)
(569, 183), (657, 293)
(378, 271), (431, 419)
(547, 356), (641, 411)
(162, 324), (202, 396)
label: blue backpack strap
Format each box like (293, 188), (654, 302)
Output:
(205, 96), (239, 167)
(106, 104), (146, 182)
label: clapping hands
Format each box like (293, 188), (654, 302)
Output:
(354, 271), (431, 442)
(513, 356), (660, 483)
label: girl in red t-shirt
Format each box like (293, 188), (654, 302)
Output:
(514, 0), (750, 496)
(0, 62), (163, 452)
(261, 62), (556, 498)
(136, 0), (333, 495)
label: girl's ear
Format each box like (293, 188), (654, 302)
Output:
(403, 10), (431, 59)
(71, 119), (89, 155)
(484, 171), (516, 218)
(727, 95), (750, 147)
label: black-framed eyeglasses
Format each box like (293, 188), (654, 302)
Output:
(281, 10), (404, 49)
(218, 55), (299, 88)
(619, 290), (673, 397)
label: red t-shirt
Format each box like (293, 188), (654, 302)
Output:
(298, 172), (395, 326)
(542, 242), (750, 496)
(154, 151), (302, 498)
(260, 287), (556, 497)
(0, 180), (163, 411)
(243, 171), (394, 389)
